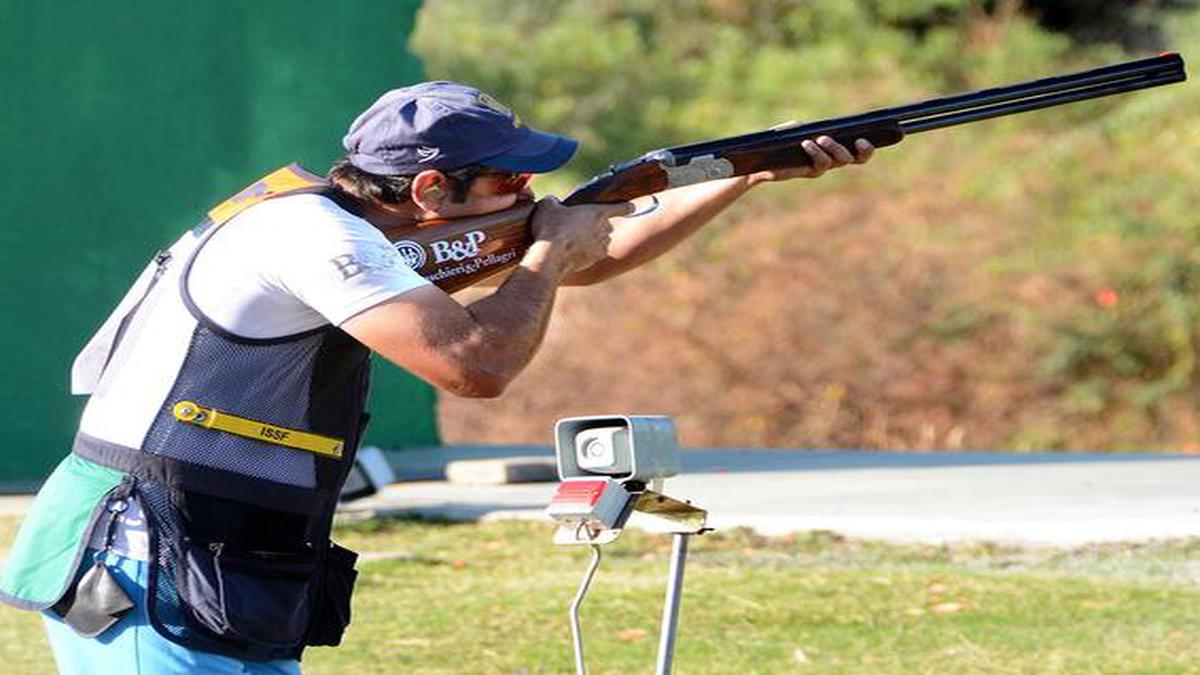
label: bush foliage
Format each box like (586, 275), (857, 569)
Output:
(415, 1), (1200, 451)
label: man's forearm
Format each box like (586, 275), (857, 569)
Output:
(462, 241), (565, 383)
(563, 175), (756, 285)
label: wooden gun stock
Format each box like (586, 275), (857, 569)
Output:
(379, 203), (535, 293)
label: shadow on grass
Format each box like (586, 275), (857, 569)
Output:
(336, 510), (473, 534)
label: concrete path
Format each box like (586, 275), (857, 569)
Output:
(3, 448), (1197, 547)
(346, 447), (1200, 547)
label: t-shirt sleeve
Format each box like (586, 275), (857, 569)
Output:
(273, 203), (431, 325)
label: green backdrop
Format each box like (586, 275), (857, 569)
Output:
(0, 1), (438, 487)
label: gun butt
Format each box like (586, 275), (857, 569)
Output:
(381, 203), (536, 293)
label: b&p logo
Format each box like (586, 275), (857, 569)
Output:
(392, 240), (428, 270)
(431, 231), (487, 263)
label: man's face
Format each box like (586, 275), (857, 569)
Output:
(433, 170), (534, 220)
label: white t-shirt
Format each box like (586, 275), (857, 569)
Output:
(89, 192), (428, 559)
(188, 192), (430, 337)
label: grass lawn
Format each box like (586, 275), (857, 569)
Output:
(2, 514), (1199, 674)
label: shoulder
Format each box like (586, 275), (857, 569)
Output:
(223, 192), (416, 286)
(189, 191), (428, 334)
(236, 192), (383, 244)
(217, 192), (401, 271)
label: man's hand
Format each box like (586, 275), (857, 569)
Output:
(522, 197), (635, 279)
(748, 135), (874, 184)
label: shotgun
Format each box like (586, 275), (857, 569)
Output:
(380, 53), (1187, 292)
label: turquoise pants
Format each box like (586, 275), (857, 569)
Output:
(43, 550), (301, 675)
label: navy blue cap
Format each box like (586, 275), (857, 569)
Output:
(342, 81), (579, 176)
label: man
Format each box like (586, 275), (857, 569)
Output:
(0, 81), (872, 673)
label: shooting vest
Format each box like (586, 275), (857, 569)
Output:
(67, 165), (365, 660)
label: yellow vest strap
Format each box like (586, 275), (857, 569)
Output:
(172, 400), (344, 459)
(206, 164), (330, 228)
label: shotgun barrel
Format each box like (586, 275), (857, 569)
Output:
(565, 53), (1186, 204)
(666, 53), (1185, 159)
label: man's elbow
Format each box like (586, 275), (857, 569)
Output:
(440, 369), (511, 399)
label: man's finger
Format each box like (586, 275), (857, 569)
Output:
(817, 136), (854, 164)
(853, 139), (875, 164)
(802, 139), (832, 172)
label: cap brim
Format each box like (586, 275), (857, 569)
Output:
(479, 127), (578, 173)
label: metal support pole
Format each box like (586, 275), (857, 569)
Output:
(570, 544), (603, 675)
(655, 533), (690, 675)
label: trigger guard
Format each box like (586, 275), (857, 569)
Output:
(628, 195), (660, 218)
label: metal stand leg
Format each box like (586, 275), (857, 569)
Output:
(655, 533), (690, 675)
(570, 544), (603, 675)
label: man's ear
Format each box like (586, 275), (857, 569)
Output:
(410, 170), (449, 212)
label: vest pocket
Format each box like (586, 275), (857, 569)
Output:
(179, 540), (316, 647)
(305, 541), (359, 646)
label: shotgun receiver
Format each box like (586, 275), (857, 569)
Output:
(380, 53), (1186, 293)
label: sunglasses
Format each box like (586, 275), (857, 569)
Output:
(445, 166), (532, 195)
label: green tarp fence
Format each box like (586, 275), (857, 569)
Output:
(0, 1), (437, 487)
